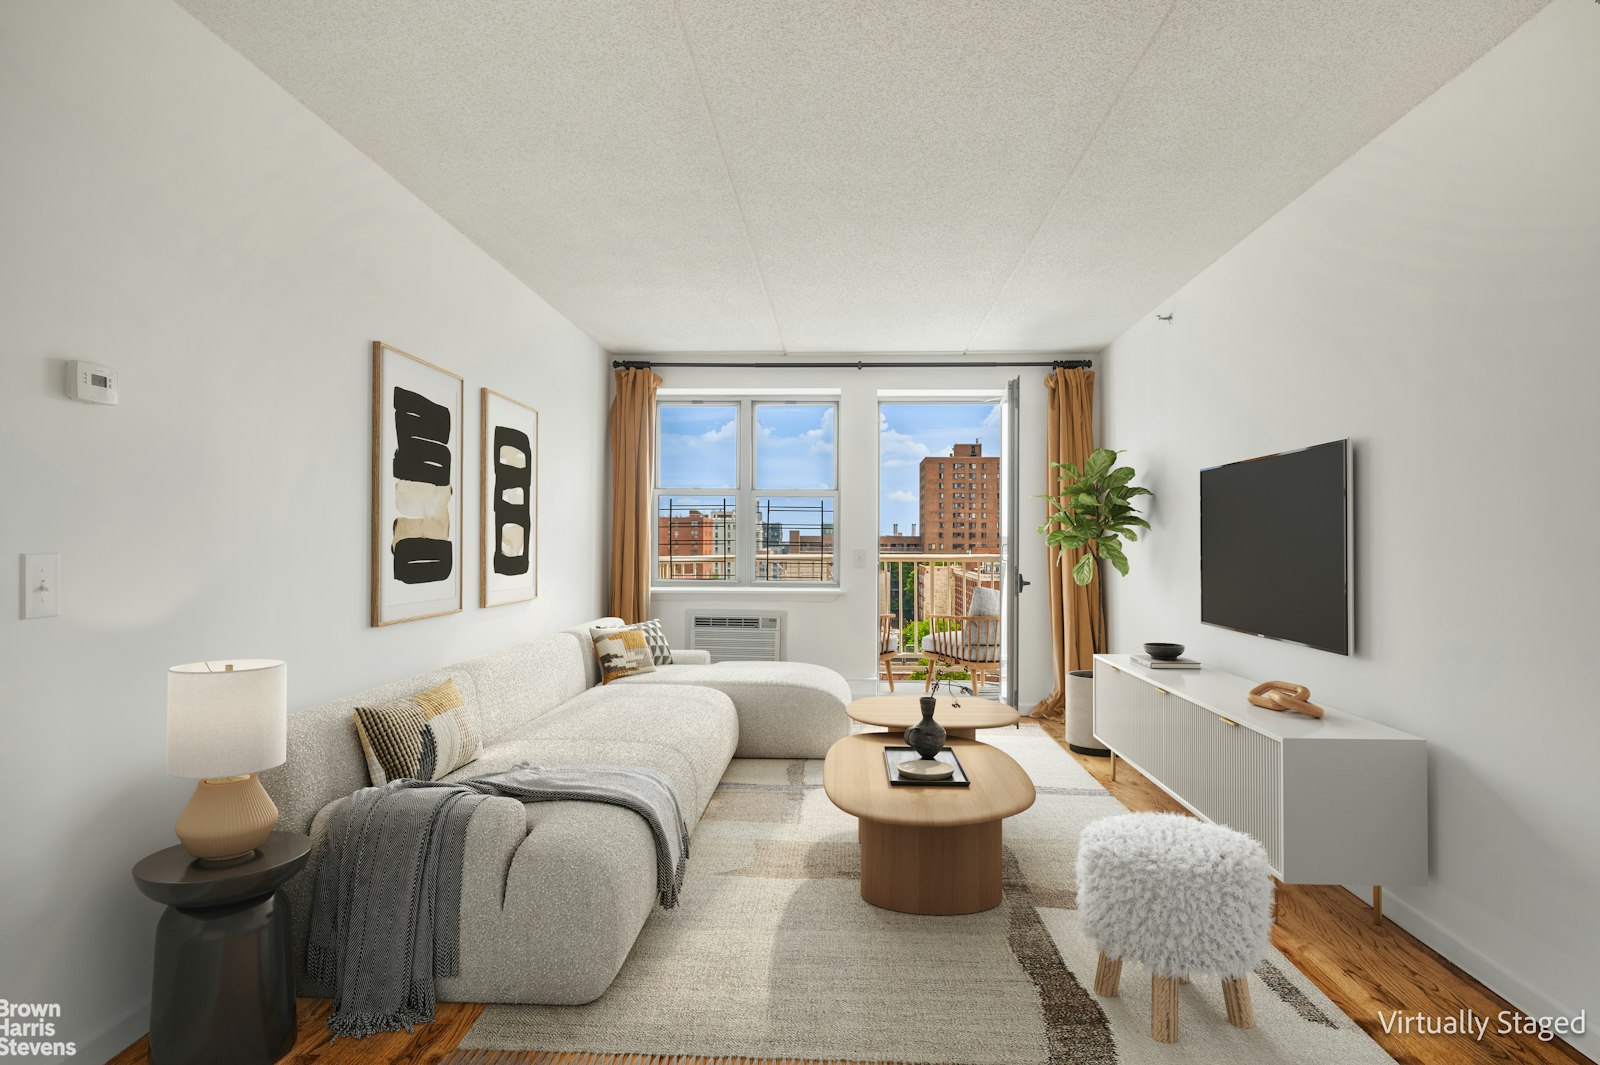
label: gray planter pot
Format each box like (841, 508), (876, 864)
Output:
(1065, 668), (1109, 756)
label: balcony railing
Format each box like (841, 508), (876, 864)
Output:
(879, 552), (1001, 693)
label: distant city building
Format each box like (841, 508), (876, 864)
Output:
(878, 522), (922, 553)
(919, 442), (1000, 553)
(657, 507), (733, 578)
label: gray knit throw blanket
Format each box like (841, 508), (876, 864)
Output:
(307, 763), (689, 1039)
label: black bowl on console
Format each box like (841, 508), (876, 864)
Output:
(1143, 642), (1185, 661)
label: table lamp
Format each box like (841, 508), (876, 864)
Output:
(167, 659), (287, 865)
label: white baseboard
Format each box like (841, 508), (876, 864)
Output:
(1344, 885), (1596, 1062)
(77, 998), (147, 1065)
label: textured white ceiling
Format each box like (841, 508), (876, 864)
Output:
(176, 0), (1542, 354)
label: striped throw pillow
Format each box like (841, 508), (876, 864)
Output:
(352, 678), (481, 784)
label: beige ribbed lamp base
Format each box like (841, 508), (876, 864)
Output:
(175, 774), (278, 863)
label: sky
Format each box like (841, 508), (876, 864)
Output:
(659, 403), (835, 490)
(657, 400), (998, 536)
(879, 403), (1000, 535)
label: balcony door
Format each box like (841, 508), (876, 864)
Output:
(876, 392), (1014, 702)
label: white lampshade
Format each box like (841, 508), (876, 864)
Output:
(167, 659), (287, 779)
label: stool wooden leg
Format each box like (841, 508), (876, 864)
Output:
(1152, 974), (1179, 1043)
(1223, 976), (1254, 1028)
(1093, 953), (1122, 997)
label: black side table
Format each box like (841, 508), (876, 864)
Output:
(132, 831), (312, 1065)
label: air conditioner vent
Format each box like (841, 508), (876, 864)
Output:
(687, 611), (783, 661)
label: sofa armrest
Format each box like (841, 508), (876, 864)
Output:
(671, 649), (712, 665)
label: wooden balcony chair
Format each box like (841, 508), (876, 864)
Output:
(878, 613), (902, 692)
(919, 585), (1001, 695)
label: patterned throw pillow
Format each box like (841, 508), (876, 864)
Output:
(618, 618), (674, 666)
(592, 627), (658, 684)
(352, 678), (481, 785)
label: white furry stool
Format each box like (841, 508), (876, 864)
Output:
(1077, 812), (1274, 1043)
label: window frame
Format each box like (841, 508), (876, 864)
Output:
(653, 395), (840, 588)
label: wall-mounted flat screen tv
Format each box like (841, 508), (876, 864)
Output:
(1200, 439), (1352, 655)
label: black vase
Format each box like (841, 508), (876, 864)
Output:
(904, 695), (947, 760)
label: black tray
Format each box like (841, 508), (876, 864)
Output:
(883, 745), (970, 787)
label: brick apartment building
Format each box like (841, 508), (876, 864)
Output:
(657, 508), (730, 579)
(919, 442), (999, 553)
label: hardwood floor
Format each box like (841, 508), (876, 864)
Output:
(111, 721), (1590, 1065)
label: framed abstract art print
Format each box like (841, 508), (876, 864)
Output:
(480, 388), (538, 606)
(371, 341), (464, 626)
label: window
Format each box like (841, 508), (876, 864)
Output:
(655, 397), (838, 585)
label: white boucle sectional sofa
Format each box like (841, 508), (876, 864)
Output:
(262, 617), (851, 1004)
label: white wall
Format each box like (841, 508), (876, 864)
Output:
(0, 2), (609, 1059)
(1099, 0), (1599, 1055)
(643, 361), (1065, 711)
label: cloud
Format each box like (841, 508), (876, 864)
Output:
(888, 490), (917, 504)
(759, 406), (836, 457)
(699, 418), (737, 443)
(878, 411), (931, 469)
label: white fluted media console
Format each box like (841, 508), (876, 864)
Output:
(1093, 655), (1427, 919)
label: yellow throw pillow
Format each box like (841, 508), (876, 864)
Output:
(592, 627), (658, 684)
(352, 678), (481, 784)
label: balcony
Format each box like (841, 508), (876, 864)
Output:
(879, 553), (1001, 695)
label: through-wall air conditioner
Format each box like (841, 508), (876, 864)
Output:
(686, 611), (784, 662)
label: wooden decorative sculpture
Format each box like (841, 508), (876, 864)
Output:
(1247, 681), (1325, 719)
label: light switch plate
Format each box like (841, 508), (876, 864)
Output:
(21, 553), (59, 619)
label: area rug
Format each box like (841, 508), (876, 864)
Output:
(452, 724), (1394, 1065)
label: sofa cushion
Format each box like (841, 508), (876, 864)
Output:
(920, 631), (1000, 663)
(352, 678), (481, 784)
(461, 633), (589, 743)
(263, 630), (594, 837)
(609, 661), (849, 758)
(263, 664), (481, 837)
(442, 683), (738, 830)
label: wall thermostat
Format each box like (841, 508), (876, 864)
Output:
(66, 361), (119, 405)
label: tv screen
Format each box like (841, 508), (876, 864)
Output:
(1200, 439), (1351, 655)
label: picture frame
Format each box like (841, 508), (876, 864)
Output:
(480, 388), (539, 607)
(371, 341), (464, 626)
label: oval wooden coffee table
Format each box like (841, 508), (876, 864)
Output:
(846, 695), (1020, 740)
(823, 733), (1035, 915)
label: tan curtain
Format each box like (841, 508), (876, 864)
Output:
(607, 366), (662, 624)
(1032, 367), (1107, 720)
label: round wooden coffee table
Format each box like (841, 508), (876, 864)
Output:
(846, 695), (1020, 740)
(823, 733), (1035, 915)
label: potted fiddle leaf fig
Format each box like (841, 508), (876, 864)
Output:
(1038, 448), (1152, 586)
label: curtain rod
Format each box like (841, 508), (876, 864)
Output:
(612, 358), (1092, 370)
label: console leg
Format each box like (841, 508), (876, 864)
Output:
(1109, 751), (1117, 782)
(1372, 885), (1383, 925)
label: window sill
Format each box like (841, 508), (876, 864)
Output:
(650, 585), (846, 602)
